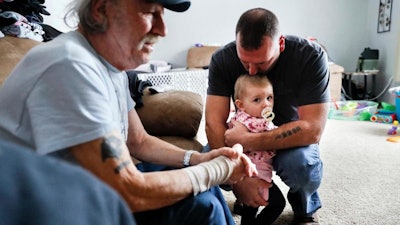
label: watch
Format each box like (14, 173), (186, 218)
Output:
(183, 150), (196, 167)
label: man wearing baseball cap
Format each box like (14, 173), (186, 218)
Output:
(0, 0), (259, 225)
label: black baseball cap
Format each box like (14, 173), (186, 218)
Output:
(151, 0), (191, 12)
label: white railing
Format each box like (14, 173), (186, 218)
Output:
(137, 69), (209, 103)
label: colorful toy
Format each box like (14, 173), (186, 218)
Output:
(385, 87), (400, 142)
(387, 120), (398, 135)
(388, 86), (400, 120)
(370, 102), (397, 124)
(387, 136), (400, 143)
(370, 111), (397, 123)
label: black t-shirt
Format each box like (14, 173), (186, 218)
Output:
(208, 35), (330, 126)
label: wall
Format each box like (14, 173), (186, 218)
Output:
(156, 0), (370, 70)
(43, 0), (368, 70)
(43, 0), (74, 33)
(367, 0), (400, 103)
(42, 0), (399, 103)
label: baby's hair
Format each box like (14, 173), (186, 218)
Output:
(234, 74), (272, 100)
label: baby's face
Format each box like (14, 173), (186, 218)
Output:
(238, 83), (274, 118)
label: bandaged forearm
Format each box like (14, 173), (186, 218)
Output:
(183, 156), (234, 196)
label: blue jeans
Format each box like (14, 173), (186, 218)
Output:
(203, 143), (323, 218)
(134, 161), (235, 225)
(273, 144), (323, 217)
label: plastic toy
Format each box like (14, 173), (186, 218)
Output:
(387, 136), (400, 143)
(388, 86), (400, 120)
(370, 111), (397, 123)
(370, 102), (397, 124)
(387, 120), (398, 135)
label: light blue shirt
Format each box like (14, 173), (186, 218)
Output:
(0, 31), (134, 157)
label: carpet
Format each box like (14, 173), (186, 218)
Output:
(219, 119), (400, 225)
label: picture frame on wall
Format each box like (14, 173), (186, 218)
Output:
(377, 0), (392, 33)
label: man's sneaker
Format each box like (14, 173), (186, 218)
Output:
(292, 213), (319, 225)
(233, 200), (244, 215)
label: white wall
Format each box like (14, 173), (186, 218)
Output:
(41, 0), (399, 103)
(367, 0), (400, 103)
(155, 0), (369, 70)
(43, 0), (368, 70)
(43, 0), (75, 32)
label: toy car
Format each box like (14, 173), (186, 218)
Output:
(370, 110), (397, 124)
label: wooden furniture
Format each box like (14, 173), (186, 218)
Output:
(342, 70), (379, 100)
(328, 62), (345, 101)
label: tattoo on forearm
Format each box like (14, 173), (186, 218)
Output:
(114, 161), (131, 174)
(275, 126), (301, 140)
(101, 136), (132, 174)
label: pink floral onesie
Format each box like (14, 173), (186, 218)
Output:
(229, 109), (277, 201)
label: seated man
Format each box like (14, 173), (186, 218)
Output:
(0, 1), (257, 225)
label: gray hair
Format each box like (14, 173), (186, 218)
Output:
(64, 0), (117, 33)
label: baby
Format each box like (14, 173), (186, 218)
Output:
(229, 74), (285, 225)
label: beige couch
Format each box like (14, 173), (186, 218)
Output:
(0, 36), (41, 86)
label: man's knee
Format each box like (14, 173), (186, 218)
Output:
(184, 191), (227, 225)
(274, 145), (323, 188)
(193, 191), (225, 215)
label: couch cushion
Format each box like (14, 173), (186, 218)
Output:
(186, 46), (220, 69)
(136, 89), (203, 138)
(0, 36), (40, 86)
(158, 136), (203, 152)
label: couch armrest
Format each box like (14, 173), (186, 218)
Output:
(136, 89), (203, 138)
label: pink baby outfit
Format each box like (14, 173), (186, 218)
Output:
(229, 110), (277, 201)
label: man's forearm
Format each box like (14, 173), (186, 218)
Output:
(128, 134), (191, 168)
(241, 120), (317, 151)
(206, 123), (227, 149)
(183, 155), (234, 195)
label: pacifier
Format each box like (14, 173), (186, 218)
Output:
(261, 107), (275, 122)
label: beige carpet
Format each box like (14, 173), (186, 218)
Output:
(200, 119), (400, 224)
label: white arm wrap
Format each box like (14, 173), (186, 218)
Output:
(183, 156), (234, 196)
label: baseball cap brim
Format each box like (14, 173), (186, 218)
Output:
(152, 0), (191, 12)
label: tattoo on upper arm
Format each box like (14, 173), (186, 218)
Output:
(101, 135), (132, 174)
(275, 126), (301, 140)
(101, 136), (123, 161)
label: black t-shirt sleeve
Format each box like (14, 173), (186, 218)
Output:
(207, 42), (246, 98)
(296, 46), (330, 106)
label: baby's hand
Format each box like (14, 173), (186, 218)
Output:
(227, 144), (258, 184)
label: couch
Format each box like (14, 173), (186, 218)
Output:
(0, 36), (41, 85)
(0, 36), (205, 152)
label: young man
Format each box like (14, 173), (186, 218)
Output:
(206, 8), (329, 224)
(0, 1), (257, 225)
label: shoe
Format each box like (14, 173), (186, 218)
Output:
(233, 200), (244, 215)
(219, 184), (232, 191)
(292, 213), (319, 225)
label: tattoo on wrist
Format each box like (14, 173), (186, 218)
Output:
(275, 126), (301, 140)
